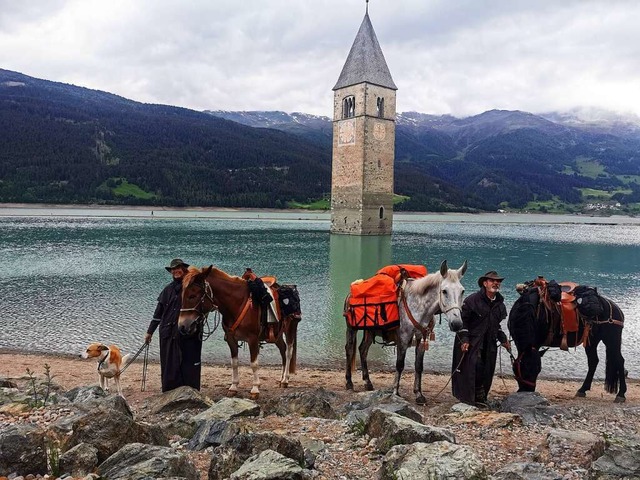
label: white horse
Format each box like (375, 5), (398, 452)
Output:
(345, 260), (467, 404)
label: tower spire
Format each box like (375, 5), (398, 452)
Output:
(366, 0), (369, 14)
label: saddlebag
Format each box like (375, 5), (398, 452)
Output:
(345, 264), (427, 330)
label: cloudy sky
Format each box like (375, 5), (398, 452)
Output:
(1, 0), (639, 118)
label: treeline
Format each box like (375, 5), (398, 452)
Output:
(2, 69), (639, 212)
(0, 70), (331, 207)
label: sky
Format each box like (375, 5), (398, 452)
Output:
(1, 0), (639, 119)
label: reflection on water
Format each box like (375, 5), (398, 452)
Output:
(327, 235), (393, 366)
(0, 212), (638, 384)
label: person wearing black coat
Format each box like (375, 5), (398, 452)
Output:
(144, 258), (202, 392)
(452, 271), (511, 406)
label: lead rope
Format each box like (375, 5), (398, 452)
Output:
(141, 342), (149, 391)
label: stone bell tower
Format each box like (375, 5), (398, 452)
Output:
(330, 5), (397, 235)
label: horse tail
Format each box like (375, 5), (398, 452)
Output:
(604, 333), (623, 394)
(603, 301), (624, 394)
(604, 356), (619, 394)
(288, 317), (298, 375)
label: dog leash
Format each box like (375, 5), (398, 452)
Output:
(141, 342), (149, 392)
(120, 342), (150, 375)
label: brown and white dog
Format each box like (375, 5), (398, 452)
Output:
(81, 343), (130, 397)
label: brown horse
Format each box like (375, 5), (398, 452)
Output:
(177, 266), (299, 397)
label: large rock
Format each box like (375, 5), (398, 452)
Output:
(538, 429), (605, 469)
(144, 385), (213, 414)
(97, 443), (198, 480)
(229, 449), (307, 480)
(589, 435), (640, 479)
(159, 412), (199, 440)
(208, 432), (305, 480)
(64, 385), (107, 403)
(263, 388), (338, 419)
(188, 419), (240, 451)
(344, 391), (423, 426)
(0, 424), (48, 475)
(65, 386), (133, 418)
(492, 462), (563, 479)
(378, 441), (487, 480)
(194, 397), (261, 423)
(500, 392), (565, 425)
(365, 408), (455, 453)
(59, 442), (99, 478)
(64, 408), (168, 463)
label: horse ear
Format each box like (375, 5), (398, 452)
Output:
(439, 260), (448, 277)
(204, 265), (213, 276)
(458, 260), (468, 277)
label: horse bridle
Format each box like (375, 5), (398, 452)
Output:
(179, 280), (217, 326)
(438, 289), (462, 316)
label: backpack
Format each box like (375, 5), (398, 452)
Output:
(574, 285), (603, 318)
(278, 284), (302, 320)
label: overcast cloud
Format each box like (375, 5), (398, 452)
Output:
(1, 0), (639, 118)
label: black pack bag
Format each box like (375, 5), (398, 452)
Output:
(278, 284), (301, 319)
(247, 278), (272, 307)
(547, 280), (562, 303)
(574, 285), (604, 318)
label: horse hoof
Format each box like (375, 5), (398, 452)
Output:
(614, 396), (626, 403)
(415, 396), (427, 406)
(365, 383), (374, 391)
(346, 383), (354, 391)
(250, 393), (260, 400)
(575, 391), (586, 398)
(227, 391), (238, 397)
(280, 382), (288, 389)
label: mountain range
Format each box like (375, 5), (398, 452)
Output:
(1, 68), (639, 213)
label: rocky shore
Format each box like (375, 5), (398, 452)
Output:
(0, 352), (638, 479)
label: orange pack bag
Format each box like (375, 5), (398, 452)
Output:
(376, 264), (427, 282)
(345, 265), (427, 330)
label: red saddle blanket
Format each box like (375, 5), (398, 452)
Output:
(345, 264), (427, 330)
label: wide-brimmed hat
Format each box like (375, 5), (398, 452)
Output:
(165, 258), (190, 272)
(478, 271), (504, 287)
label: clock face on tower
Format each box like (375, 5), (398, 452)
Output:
(373, 122), (386, 140)
(338, 119), (356, 146)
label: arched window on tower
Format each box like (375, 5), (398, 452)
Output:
(379, 206), (384, 219)
(342, 96), (355, 119)
(376, 97), (385, 118)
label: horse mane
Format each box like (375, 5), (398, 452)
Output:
(408, 272), (442, 295)
(183, 265), (243, 288)
(183, 266), (203, 287)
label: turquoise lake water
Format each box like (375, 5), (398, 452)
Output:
(0, 207), (638, 382)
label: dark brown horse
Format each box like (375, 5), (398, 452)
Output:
(508, 280), (627, 402)
(177, 266), (299, 397)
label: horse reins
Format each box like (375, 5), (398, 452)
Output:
(399, 288), (435, 348)
(398, 277), (462, 350)
(179, 280), (220, 340)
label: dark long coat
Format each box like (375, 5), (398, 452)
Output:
(147, 278), (202, 392)
(451, 288), (507, 404)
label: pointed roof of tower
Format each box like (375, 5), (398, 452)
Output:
(333, 13), (397, 91)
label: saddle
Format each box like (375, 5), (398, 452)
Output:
(529, 277), (581, 350)
(344, 264), (427, 331)
(242, 268), (301, 343)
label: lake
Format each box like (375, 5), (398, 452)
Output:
(0, 206), (638, 382)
